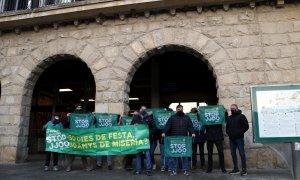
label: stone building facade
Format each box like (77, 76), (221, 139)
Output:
(0, 0), (300, 169)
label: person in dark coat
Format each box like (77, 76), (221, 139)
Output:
(162, 104), (195, 176)
(226, 104), (249, 176)
(205, 107), (227, 174)
(190, 108), (206, 170)
(131, 106), (157, 176)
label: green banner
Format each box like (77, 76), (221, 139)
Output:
(153, 110), (175, 129)
(164, 136), (192, 157)
(46, 125), (149, 155)
(95, 113), (118, 127)
(69, 113), (94, 129)
(121, 115), (133, 125)
(186, 113), (205, 131)
(199, 105), (225, 125)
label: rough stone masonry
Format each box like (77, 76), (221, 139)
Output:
(0, 3), (300, 169)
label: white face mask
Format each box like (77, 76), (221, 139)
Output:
(54, 116), (59, 120)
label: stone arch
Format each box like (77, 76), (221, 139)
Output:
(112, 27), (235, 111)
(0, 37), (107, 162)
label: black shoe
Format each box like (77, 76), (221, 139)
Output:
(108, 165), (112, 170)
(241, 168), (247, 176)
(206, 168), (212, 173)
(229, 169), (240, 175)
(133, 171), (141, 175)
(126, 166), (133, 171)
(222, 169), (227, 173)
(146, 171), (152, 176)
(96, 165), (102, 169)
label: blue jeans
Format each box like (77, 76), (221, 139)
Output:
(159, 144), (169, 169)
(96, 156), (112, 166)
(230, 137), (246, 169)
(169, 157), (189, 172)
(136, 150), (151, 172)
(150, 139), (158, 165)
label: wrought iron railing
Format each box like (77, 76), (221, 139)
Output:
(0, 0), (83, 13)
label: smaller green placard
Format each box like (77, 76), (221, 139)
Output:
(95, 113), (118, 127)
(186, 113), (205, 131)
(153, 110), (175, 129)
(121, 115), (133, 125)
(199, 105), (225, 125)
(69, 113), (94, 129)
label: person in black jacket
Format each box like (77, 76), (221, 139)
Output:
(162, 105), (195, 176)
(131, 106), (157, 176)
(226, 104), (249, 176)
(190, 108), (206, 170)
(205, 107), (227, 174)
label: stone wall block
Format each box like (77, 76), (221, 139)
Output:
(234, 25), (249, 36)
(289, 32), (300, 43)
(238, 72), (253, 85)
(129, 40), (146, 58)
(266, 71), (283, 83)
(217, 73), (239, 85)
(122, 47), (139, 63)
(113, 57), (133, 72)
(208, 49), (230, 67)
(294, 21), (300, 32)
(92, 57), (108, 72)
(95, 68), (110, 81)
(140, 34), (155, 51)
(201, 40), (221, 59)
(262, 34), (289, 46)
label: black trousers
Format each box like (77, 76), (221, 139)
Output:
(207, 140), (225, 170)
(67, 154), (88, 167)
(125, 154), (133, 167)
(192, 142), (205, 166)
(45, 152), (58, 166)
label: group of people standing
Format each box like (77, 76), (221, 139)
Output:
(43, 103), (249, 177)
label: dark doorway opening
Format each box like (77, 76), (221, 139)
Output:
(129, 50), (217, 111)
(28, 58), (95, 154)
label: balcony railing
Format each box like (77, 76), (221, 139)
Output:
(0, 0), (83, 13)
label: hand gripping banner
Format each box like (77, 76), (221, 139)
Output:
(46, 125), (149, 156)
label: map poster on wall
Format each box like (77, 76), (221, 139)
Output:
(251, 85), (300, 142)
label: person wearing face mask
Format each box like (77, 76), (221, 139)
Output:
(131, 106), (157, 176)
(43, 113), (63, 172)
(226, 104), (249, 176)
(65, 103), (93, 172)
(162, 105), (195, 176)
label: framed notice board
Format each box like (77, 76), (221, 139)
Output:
(251, 84), (300, 142)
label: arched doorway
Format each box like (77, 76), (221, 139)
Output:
(28, 58), (96, 154)
(129, 47), (218, 112)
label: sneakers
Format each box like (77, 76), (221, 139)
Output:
(133, 171), (141, 175)
(167, 168), (172, 172)
(160, 168), (165, 172)
(241, 168), (247, 176)
(108, 165), (112, 170)
(44, 166), (49, 172)
(229, 169), (240, 175)
(66, 166), (71, 172)
(169, 171), (177, 175)
(53, 166), (59, 171)
(146, 171), (152, 176)
(152, 164), (156, 170)
(184, 171), (190, 176)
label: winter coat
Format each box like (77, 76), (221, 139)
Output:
(226, 110), (249, 140)
(163, 113), (194, 136)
